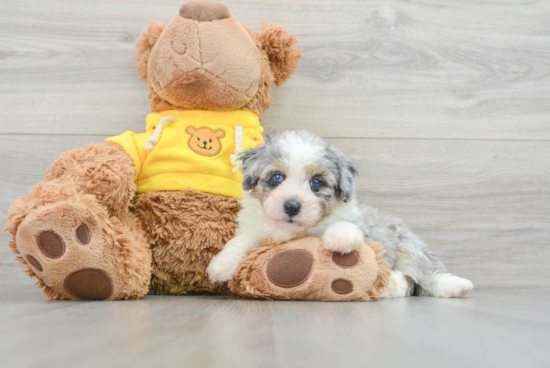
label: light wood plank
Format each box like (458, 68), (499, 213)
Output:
(1, 135), (548, 288)
(0, 0), (549, 139)
(0, 285), (549, 368)
(330, 138), (550, 289)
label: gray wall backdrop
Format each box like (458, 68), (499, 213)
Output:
(1, 0), (549, 289)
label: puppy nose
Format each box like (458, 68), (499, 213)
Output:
(179, 1), (231, 22)
(284, 201), (301, 217)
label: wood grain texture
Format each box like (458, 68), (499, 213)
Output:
(0, 0), (549, 289)
(1, 285), (549, 368)
(0, 0), (549, 138)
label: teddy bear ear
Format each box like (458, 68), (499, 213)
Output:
(255, 22), (303, 86)
(135, 21), (167, 80)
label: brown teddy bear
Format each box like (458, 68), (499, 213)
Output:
(5, 0), (389, 301)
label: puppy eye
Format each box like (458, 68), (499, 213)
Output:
(209, 139), (212, 143)
(272, 173), (285, 184)
(197, 138), (200, 141)
(310, 178), (322, 191)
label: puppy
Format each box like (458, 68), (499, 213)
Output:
(207, 131), (473, 298)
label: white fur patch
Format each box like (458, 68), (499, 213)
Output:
(307, 200), (362, 237)
(321, 221), (364, 254)
(428, 273), (474, 298)
(206, 251), (243, 283)
(379, 270), (409, 299)
(206, 236), (257, 283)
(416, 273), (474, 298)
(261, 179), (322, 231)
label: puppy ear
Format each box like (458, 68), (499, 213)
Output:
(241, 147), (263, 191)
(328, 146), (358, 203)
(135, 21), (167, 80)
(185, 126), (197, 135)
(255, 22), (302, 86)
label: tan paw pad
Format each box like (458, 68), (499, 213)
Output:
(26, 255), (43, 272)
(332, 251), (359, 268)
(331, 278), (354, 294)
(13, 197), (142, 300)
(231, 237), (391, 302)
(38, 231), (65, 259)
(266, 249), (313, 288)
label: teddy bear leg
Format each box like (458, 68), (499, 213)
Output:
(5, 141), (151, 300)
(231, 238), (391, 302)
(7, 182), (151, 300)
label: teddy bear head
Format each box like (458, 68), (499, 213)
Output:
(135, 0), (302, 118)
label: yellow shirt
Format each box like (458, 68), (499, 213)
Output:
(106, 110), (263, 198)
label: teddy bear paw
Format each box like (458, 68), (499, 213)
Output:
(14, 197), (147, 300)
(231, 237), (389, 301)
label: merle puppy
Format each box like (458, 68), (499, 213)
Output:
(207, 131), (473, 298)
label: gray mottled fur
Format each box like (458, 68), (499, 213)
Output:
(355, 202), (446, 295)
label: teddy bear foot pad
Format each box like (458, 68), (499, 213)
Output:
(265, 249), (358, 294)
(14, 195), (150, 300)
(231, 237), (390, 302)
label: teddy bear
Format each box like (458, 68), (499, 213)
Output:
(5, 0), (389, 301)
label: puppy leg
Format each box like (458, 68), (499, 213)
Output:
(207, 236), (259, 283)
(393, 232), (474, 298)
(416, 273), (474, 298)
(321, 221), (365, 254)
(379, 270), (415, 299)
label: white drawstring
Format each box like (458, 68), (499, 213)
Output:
(230, 125), (244, 173)
(144, 116), (176, 151)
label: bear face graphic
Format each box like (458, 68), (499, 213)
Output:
(185, 126), (226, 157)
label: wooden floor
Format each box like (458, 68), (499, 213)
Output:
(0, 285), (548, 368)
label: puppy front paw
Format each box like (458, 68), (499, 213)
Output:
(321, 221), (364, 254)
(432, 274), (474, 298)
(207, 251), (244, 283)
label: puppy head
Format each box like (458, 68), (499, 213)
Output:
(241, 131), (357, 232)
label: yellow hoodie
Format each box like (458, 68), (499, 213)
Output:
(106, 110), (263, 198)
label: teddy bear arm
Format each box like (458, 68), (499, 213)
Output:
(45, 141), (137, 218)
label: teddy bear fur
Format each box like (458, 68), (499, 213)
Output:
(231, 238), (391, 302)
(5, 1), (303, 300)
